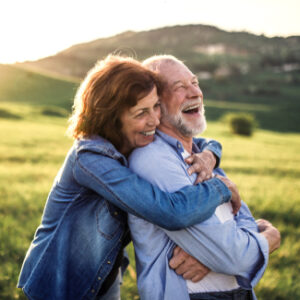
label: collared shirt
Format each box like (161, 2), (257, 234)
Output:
(128, 130), (269, 300)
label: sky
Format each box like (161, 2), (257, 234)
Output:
(1, 0), (300, 64)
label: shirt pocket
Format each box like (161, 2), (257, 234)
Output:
(96, 200), (122, 240)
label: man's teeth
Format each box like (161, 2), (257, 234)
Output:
(182, 104), (200, 112)
(142, 130), (155, 136)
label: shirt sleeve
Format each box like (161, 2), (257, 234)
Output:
(163, 203), (269, 288)
(193, 137), (222, 168)
(73, 149), (231, 230)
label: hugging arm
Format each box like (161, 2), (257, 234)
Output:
(73, 150), (231, 230)
(164, 202), (269, 288)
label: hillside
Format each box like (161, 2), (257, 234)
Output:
(0, 64), (78, 110)
(19, 24), (300, 79)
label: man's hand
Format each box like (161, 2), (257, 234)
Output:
(185, 150), (216, 184)
(256, 219), (281, 254)
(215, 175), (241, 214)
(169, 246), (210, 282)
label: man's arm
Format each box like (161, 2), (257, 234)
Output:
(163, 204), (269, 288)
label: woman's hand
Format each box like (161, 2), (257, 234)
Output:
(215, 175), (242, 215)
(169, 246), (210, 282)
(185, 150), (217, 184)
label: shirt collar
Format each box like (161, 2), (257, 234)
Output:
(156, 130), (185, 153)
(156, 129), (201, 155)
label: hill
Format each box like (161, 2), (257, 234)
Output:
(19, 24), (300, 79)
(0, 64), (78, 110)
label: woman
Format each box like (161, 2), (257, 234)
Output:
(17, 55), (230, 300)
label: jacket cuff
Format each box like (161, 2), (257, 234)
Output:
(210, 177), (232, 204)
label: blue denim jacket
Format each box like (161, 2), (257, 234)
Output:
(18, 135), (230, 300)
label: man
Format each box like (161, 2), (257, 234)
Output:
(128, 55), (280, 300)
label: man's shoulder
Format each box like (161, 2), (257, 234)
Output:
(129, 134), (180, 175)
(130, 134), (172, 161)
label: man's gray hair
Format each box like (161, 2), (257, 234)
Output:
(142, 55), (185, 73)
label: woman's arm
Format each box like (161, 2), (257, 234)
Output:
(73, 150), (231, 231)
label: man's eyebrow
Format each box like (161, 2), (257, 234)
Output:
(171, 80), (183, 87)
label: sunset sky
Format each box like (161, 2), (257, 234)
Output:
(1, 0), (300, 64)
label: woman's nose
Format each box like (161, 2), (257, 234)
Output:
(148, 110), (160, 127)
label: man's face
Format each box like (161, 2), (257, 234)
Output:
(159, 62), (206, 137)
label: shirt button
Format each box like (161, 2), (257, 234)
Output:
(91, 289), (95, 293)
(114, 211), (118, 216)
(107, 261), (111, 264)
(98, 277), (101, 281)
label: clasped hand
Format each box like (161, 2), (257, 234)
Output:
(186, 151), (241, 215)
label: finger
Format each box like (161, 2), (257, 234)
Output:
(199, 170), (206, 180)
(191, 273), (207, 282)
(206, 174), (212, 180)
(182, 270), (198, 280)
(174, 262), (193, 275)
(194, 174), (204, 184)
(169, 250), (186, 269)
(184, 155), (194, 165)
(232, 199), (241, 215)
(187, 164), (197, 176)
(173, 246), (181, 256)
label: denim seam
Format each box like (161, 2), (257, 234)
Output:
(96, 200), (122, 240)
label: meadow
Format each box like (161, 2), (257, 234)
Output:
(0, 65), (299, 299)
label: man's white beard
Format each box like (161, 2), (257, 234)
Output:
(161, 103), (207, 137)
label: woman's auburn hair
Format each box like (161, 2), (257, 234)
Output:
(67, 55), (164, 150)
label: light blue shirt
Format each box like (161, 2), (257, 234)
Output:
(128, 130), (269, 300)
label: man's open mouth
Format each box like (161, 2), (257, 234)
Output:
(182, 104), (201, 114)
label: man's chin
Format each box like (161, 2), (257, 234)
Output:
(182, 119), (207, 137)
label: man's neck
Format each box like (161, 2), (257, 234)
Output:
(158, 123), (193, 153)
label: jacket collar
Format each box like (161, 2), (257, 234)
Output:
(75, 135), (128, 166)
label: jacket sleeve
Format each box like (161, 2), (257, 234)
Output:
(163, 202), (269, 288)
(73, 150), (231, 231)
(193, 137), (222, 168)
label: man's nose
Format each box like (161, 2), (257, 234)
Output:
(188, 84), (203, 100)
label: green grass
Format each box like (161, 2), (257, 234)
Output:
(0, 103), (299, 299)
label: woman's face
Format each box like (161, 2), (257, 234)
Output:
(120, 86), (161, 155)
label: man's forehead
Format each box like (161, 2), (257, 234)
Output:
(160, 62), (194, 83)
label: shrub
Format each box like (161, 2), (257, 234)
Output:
(40, 106), (69, 118)
(223, 112), (257, 136)
(0, 108), (22, 119)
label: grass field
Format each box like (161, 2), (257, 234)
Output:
(0, 64), (299, 299)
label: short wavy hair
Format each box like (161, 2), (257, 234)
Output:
(68, 55), (163, 150)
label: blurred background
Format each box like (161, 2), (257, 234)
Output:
(1, 0), (299, 299)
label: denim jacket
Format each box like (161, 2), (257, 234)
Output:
(18, 135), (230, 300)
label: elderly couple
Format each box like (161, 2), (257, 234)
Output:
(18, 54), (280, 300)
